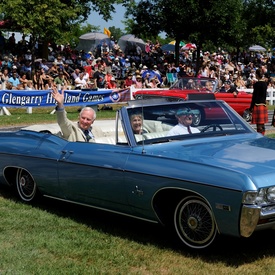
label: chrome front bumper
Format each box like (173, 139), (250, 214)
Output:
(240, 204), (275, 237)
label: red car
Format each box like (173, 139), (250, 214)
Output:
(133, 77), (252, 121)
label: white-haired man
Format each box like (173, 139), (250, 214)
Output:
(51, 86), (96, 142)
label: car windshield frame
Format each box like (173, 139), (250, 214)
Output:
(170, 77), (219, 93)
(121, 99), (255, 146)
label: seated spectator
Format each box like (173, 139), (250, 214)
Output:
(40, 58), (50, 73)
(33, 69), (43, 90)
(48, 62), (59, 78)
(83, 64), (94, 81)
(104, 71), (113, 87)
(9, 65), (19, 78)
(74, 72), (87, 89)
(134, 75), (144, 88)
(12, 57), (21, 72)
(40, 68), (53, 90)
(107, 77), (117, 89)
(125, 73), (135, 88)
(2, 56), (12, 70)
(1, 67), (10, 84)
(8, 71), (21, 89)
(148, 76), (160, 88)
(71, 68), (81, 86)
(54, 70), (68, 88)
(21, 60), (32, 79)
(19, 72), (29, 89)
(25, 80), (33, 89)
(234, 74), (246, 89)
(143, 72), (151, 88)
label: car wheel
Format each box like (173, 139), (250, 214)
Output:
(192, 113), (201, 127)
(174, 196), (217, 249)
(16, 169), (37, 202)
(243, 109), (252, 122)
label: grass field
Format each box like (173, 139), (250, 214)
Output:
(1, 105), (275, 274)
(1, 185), (275, 274)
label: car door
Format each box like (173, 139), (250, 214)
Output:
(56, 141), (132, 213)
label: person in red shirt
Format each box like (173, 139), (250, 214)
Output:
(125, 73), (135, 88)
(107, 77), (117, 89)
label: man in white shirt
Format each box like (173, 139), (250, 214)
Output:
(168, 108), (200, 136)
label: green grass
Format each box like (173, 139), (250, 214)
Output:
(1, 186), (275, 274)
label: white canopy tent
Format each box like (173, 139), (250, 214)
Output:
(76, 32), (110, 53)
(118, 34), (146, 54)
(249, 45), (266, 52)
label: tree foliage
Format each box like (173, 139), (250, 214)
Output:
(0, 0), (129, 45)
(126, 0), (244, 66)
(123, 0), (275, 54)
(108, 26), (125, 41)
(243, 0), (275, 48)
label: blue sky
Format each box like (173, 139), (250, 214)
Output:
(87, 4), (166, 38)
(87, 4), (126, 32)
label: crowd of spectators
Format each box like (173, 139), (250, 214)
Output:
(1, 30), (275, 92)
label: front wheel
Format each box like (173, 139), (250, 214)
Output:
(174, 196), (217, 249)
(16, 169), (37, 202)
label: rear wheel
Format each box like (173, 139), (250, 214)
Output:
(16, 169), (37, 202)
(174, 196), (217, 249)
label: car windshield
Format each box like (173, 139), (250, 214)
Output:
(126, 100), (254, 145)
(170, 77), (218, 93)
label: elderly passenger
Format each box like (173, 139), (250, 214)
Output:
(167, 108), (200, 136)
(51, 86), (96, 142)
(130, 113), (148, 135)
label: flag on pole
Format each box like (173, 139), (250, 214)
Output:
(104, 28), (111, 37)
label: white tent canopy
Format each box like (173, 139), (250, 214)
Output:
(76, 32), (110, 53)
(118, 34), (146, 54)
(249, 45), (266, 52)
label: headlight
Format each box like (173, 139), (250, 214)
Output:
(255, 188), (266, 204)
(243, 191), (258, 204)
(244, 187), (275, 206)
(267, 187), (275, 203)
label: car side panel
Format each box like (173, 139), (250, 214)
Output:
(123, 151), (246, 237)
(56, 142), (132, 212)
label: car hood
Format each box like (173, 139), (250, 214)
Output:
(143, 134), (275, 189)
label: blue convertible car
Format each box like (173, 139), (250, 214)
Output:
(1, 99), (275, 249)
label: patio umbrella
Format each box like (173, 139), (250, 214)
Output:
(249, 45), (266, 52)
(161, 44), (176, 52)
(181, 43), (197, 50)
(161, 41), (185, 52)
(142, 70), (162, 83)
(118, 34), (146, 53)
(169, 40), (185, 46)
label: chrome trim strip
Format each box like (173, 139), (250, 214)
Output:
(43, 195), (159, 224)
(260, 205), (275, 218)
